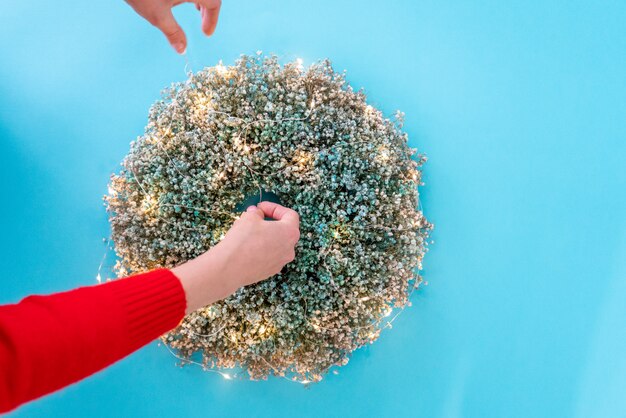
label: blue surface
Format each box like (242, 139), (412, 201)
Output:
(1, 1), (625, 417)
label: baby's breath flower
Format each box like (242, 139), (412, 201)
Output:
(105, 54), (431, 382)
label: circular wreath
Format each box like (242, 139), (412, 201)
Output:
(106, 54), (431, 383)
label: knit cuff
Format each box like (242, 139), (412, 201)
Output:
(108, 269), (187, 349)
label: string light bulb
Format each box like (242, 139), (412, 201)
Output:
(376, 145), (391, 163)
(141, 194), (158, 213)
(215, 60), (228, 76)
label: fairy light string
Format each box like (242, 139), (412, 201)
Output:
(101, 53), (432, 384)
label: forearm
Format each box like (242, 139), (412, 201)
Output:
(0, 269), (186, 413)
(172, 243), (236, 314)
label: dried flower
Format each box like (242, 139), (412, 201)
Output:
(105, 54), (431, 383)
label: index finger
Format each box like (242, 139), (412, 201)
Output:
(195, 0), (221, 36)
(257, 201), (300, 225)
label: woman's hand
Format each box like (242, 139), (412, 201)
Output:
(172, 202), (301, 314)
(125, 0), (222, 54)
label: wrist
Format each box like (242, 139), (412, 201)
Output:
(171, 244), (236, 314)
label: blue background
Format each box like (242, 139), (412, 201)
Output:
(1, 1), (625, 417)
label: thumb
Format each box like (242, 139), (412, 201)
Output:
(154, 10), (187, 54)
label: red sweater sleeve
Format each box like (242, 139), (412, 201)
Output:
(0, 269), (186, 413)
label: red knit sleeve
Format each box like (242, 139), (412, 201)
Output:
(0, 269), (186, 413)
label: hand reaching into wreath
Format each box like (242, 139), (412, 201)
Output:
(0, 201), (300, 412)
(125, 0), (222, 54)
(172, 202), (301, 314)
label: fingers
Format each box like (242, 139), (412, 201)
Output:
(257, 201), (300, 246)
(196, 0), (221, 36)
(257, 202), (300, 225)
(153, 10), (187, 54)
(245, 205), (265, 219)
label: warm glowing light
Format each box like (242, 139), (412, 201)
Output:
(141, 194), (158, 213)
(294, 150), (313, 169)
(220, 372), (232, 380)
(296, 58), (304, 69)
(384, 307), (393, 317)
(194, 94), (212, 111)
(376, 145), (390, 163)
(215, 61), (228, 75)
(300, 379), (311, 384)
(108, 185), (116, 196)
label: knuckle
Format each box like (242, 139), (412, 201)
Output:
(149, 13), (164, 26)
(164, 27), (183, 38)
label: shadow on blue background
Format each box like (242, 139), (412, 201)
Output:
(1, 1), (625, 417)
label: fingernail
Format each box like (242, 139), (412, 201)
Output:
(173, 42), (186, 54)
(246, 205), (256, 212)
